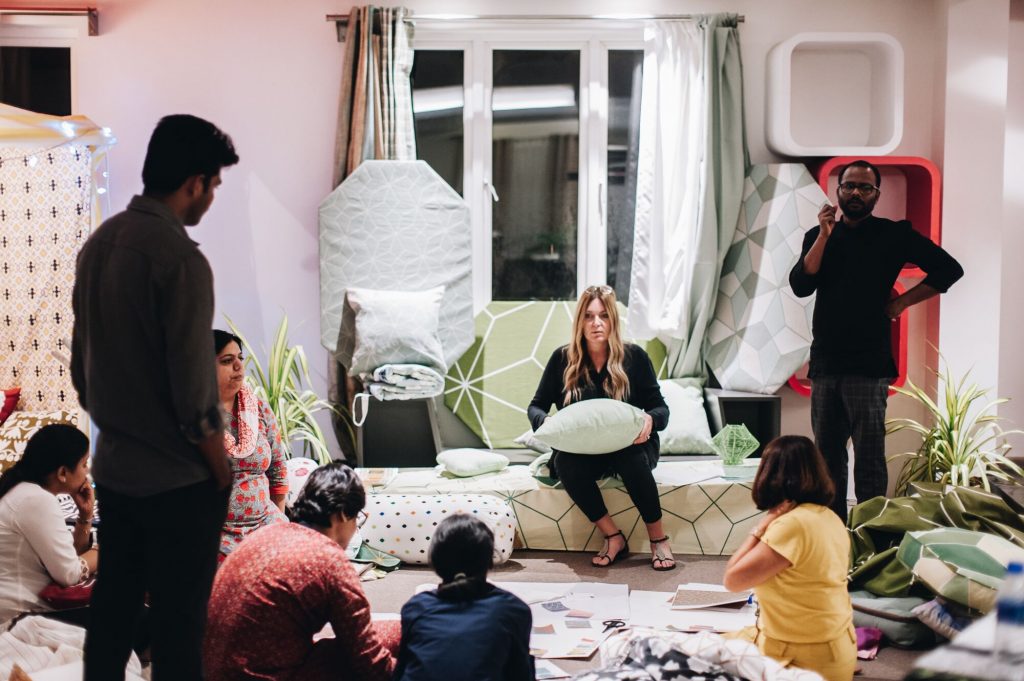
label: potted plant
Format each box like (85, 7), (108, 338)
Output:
(886, 360), (1024, 495)
(228, 316), (348, 465)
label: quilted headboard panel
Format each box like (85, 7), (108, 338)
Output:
(318, 160), (474, 370)
(444, 301), (667, 449)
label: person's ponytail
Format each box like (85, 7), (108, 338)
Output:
(436, 571), (490, 602)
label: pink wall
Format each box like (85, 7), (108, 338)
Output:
(15, 0), (999, 458)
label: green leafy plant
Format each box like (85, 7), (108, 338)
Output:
(886, 360), (1023, 495)
(227, 316), (347, 465)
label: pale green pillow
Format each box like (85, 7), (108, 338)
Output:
(659, 379), (716, 454)
(436, 448), (509, 477)
(514, 429), (552, 454)
(533, 399), (645, 455)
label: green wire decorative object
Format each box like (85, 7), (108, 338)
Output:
(712, 424), (760, 466)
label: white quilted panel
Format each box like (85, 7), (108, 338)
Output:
(318, 160), (473, 371)
(705, 163), (822, 394)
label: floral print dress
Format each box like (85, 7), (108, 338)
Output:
(219, 393), (289, 560)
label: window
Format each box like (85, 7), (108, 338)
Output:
(411, 23), (644, 307)
(0, 47), (71, 115)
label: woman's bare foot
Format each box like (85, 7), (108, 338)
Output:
(650, 536), (676, 571)
(592, 531), (629, 567)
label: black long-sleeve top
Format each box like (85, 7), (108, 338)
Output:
(528, 344), (669, 460)
(788, 216), (963, 378)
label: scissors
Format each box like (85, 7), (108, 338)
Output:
(601, 619), (626, 634)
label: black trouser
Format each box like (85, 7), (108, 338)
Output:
(811, 375), (890, 522)
(85, 479), (228, 681)
(553, 443), (663, 524)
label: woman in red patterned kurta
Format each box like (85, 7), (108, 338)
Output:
(203, 462), (399, 681)
(214, 330), (288, 561)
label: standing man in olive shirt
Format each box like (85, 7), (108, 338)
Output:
(71, 115), (239, 681)
(789, 160), (963, 522)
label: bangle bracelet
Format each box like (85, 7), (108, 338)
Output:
(76, 516), (92, 526)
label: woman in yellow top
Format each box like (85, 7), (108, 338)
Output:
(723, 435), (855, 681)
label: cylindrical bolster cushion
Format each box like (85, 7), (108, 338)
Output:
(362, 493), (516, 565)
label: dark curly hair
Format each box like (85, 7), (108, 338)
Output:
(286, 462), (365, 528)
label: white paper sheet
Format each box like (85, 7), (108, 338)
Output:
(629, 590), (756, 632)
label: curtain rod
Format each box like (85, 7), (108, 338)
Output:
(0, 7), (98, 35)
(326, 13), (744, 25)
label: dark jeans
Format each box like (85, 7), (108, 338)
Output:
(553, 444), (663, 525)
(85, 479), (228, 681)
(811, 375), (890, 522)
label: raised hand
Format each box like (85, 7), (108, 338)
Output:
(73, 479), (95, 521)
(818, 203), (837, 239)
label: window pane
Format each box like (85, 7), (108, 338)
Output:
(606, 50), (643, 305)
(0, 47), (71, 116)
(491, 50), (579, 301)
(412, 50), (464, 195)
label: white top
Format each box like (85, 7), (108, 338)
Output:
(0, 482), (88, 625)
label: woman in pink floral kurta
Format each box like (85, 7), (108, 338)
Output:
(214, 331), (288, 561)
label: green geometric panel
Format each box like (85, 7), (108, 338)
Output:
(446, 301), (667, 448)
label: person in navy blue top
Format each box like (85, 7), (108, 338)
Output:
(394, 514), (533, 681)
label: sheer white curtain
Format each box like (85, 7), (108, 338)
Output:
(627, 21), (705, 343)
(627, 15), (746, 380)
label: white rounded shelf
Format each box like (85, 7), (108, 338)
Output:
(766, 32), (904, 157)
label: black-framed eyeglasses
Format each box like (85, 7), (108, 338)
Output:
(584, 285), (614, 295)
(838, 182), (879, 195)
(357, 510), (369, 528)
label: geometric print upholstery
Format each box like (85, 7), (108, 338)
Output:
(444, 301), (667, 449)
(361, 462), (764, 556)
(705, 164), (823, 394)
(318, 160), (473, 371)
(0, 145), (92, 410)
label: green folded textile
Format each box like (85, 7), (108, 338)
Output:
(848, 485), (1024, 599)
(897, 527), (1024, 613)
(352, 542), (401, 571)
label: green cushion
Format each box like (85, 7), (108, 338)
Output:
(533, 398), (645, 455)
(658, 379), (715, 454)
(849, 590), (937, 648)
(436, 448), (510, 477)
(444, 301), (667, 448)
(897, 527), (1024, 613)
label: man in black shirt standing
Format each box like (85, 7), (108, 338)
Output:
(72, 115), (239, 681)
(789, 160), (963, 521)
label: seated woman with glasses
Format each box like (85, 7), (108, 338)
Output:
(204, 463), (397, 681)
(527, 285), (674, 571)
(722, 435), (855, 681)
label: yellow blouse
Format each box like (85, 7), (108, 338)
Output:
(754, 503), (853, 643)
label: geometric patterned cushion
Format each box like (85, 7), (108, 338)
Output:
(705, 164), (822, 394)
(0, 409), (79, 474)
(444, 301), (667, 449)
(897, 527), (1024, 614)
(361, 493), (516, 565)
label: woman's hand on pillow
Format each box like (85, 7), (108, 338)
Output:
(631, 413), (654, 445)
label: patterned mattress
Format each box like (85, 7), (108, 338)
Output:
(358, 461), (763, 556)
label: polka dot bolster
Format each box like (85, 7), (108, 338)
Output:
(362, 494), (515, 565)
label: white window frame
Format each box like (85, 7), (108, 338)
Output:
(414, 21), (644, 311)
(0, 15), (89, 114)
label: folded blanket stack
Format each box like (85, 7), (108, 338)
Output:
(367, 364), (444, 401)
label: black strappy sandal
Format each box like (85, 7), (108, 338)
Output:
(650, 536), (677, 572)
(592, 531), (630, 567)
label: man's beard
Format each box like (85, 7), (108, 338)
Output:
(839, 198), (871, 220)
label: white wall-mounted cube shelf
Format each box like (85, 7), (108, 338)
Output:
(766, 32), (904, 157)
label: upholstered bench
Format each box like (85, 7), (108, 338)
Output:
(356, 461), (764, 556)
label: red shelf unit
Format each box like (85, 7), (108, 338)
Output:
(815, 156), (942, 279)
(787, 281), (909, 397)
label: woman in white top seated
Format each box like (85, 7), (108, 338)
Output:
(0, 424), (97, 627)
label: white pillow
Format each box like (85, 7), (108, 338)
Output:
(514, 429), (552, 454)
(533, 399), (645, 455)
(437, 448), (510, 477)
(346, 286), (445, 375)
(659, 379), (716, 454)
